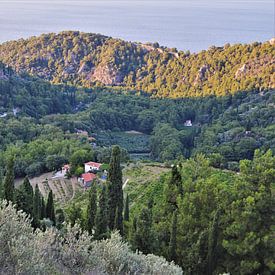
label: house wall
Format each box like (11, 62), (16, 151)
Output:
(85, 164), (100, 173)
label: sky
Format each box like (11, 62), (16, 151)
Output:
(0, 0), (274, 51)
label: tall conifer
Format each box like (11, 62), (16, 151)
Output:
(86, 184), (97, 235)
(107, 145), (123, 233)
(46, 190), (56, 225)
(3, 158), (15, 202)
(95, 185), (108, 239)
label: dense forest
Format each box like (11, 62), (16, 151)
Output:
(0, 64), (274, 176)
(0, 31), (274, 97)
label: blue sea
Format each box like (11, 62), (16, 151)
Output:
(0, 0), (274, 52)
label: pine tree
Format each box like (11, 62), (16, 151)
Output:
(46, 190), (56, 225)
(207, 209), (220, 274)
(124, 194), (129, 222)
(86, 184), (97, 235)
(107, 145), (123, 233)
(33, 184), (41, 228)
(95, 185), (108, 239)
(168, 211), (178, 262)
(3, 158), (15, 202)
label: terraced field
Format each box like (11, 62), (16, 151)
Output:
(15, 172), (83, 204)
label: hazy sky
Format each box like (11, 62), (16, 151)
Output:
(0, 0), (274, 51)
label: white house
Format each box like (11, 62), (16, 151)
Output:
(84, 161), (102, 173)
(184, 120), (192, 127)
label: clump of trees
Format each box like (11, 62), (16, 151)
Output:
(125, 150), (275, 274)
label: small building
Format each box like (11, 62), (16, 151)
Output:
(61, 164), (70, 176)
(76, 129), (89, 137)
(79, 172), (96, 188)
(85, 161), (102, 173)
(184, 120), (192, 127)
(0, 112), (7, 118)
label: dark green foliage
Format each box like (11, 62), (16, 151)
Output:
(86, 184), (97, 235)
(168, 211), (177, 263)
(56, 209), (65, 229)
(171, 165), (183, 195)
(33, 184), (41, 227)
(15, 176), (33, 216)
(67, 203), (83, 226)
(131, 207), (154, 254)
(124, 194), (129, 222)
(126, 150), (275, 274)
(206, 209), (220, 274)
(41, 196), (46, 219)
(3, 158), (14, 202)
(95, 185), (108, 239)
(46, 190), (55, 225)
(107, 146), (123, 233)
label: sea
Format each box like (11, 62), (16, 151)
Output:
(0, 0), (274, 52)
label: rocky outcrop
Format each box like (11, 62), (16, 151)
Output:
(235, 64), (247, 78)
(88, 64), (123, 85)
(194, 65), (209, 85)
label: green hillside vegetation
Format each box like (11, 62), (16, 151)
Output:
(124, 150), (275, 274)
(0, 31), (274, 97)
(0, 66), (274, 177)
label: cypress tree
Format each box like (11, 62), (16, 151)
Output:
(171, 164), (183, 195)
(22, 176), (34, 215)
(15, 177), (34, 218)
(107, 145), (123, 233)
(95, 185), (108, 239)
(46, 189), (56, 225)
(33, 184), (41, 228)
(124, 194), (129, 222)
(3, 158), (15, 202)
(41, 196), (46, 219)
(168, 211), (178, 262)
(86, 184), (97, 235)
(134, 207), (154, 254)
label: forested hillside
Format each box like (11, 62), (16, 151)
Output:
(0, 62), (274, 177)
(0, 31), (274, 97)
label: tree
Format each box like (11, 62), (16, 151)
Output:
(86, 184), (97, 235)
(133, 207), (154, 254)
(171, 164), (183, 195)
(95, 185), (108, 239)
(67, 203), (82, 226)
(3, 158), (15, 202)
(168, 211), (177, 262)
(124, 194), (129, 222)
(46, 190), (55, 225)
(41, 196), (46, 219)
(33, 184), (41, 227)
(107, 146), (123, 233)
(56, 208), (65, 229)
(206, 209), (220, 274)
(15, 176), (33, 216)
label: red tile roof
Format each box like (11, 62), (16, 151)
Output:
(85, 162), (102, 169)
(81, 173), (96, 183)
